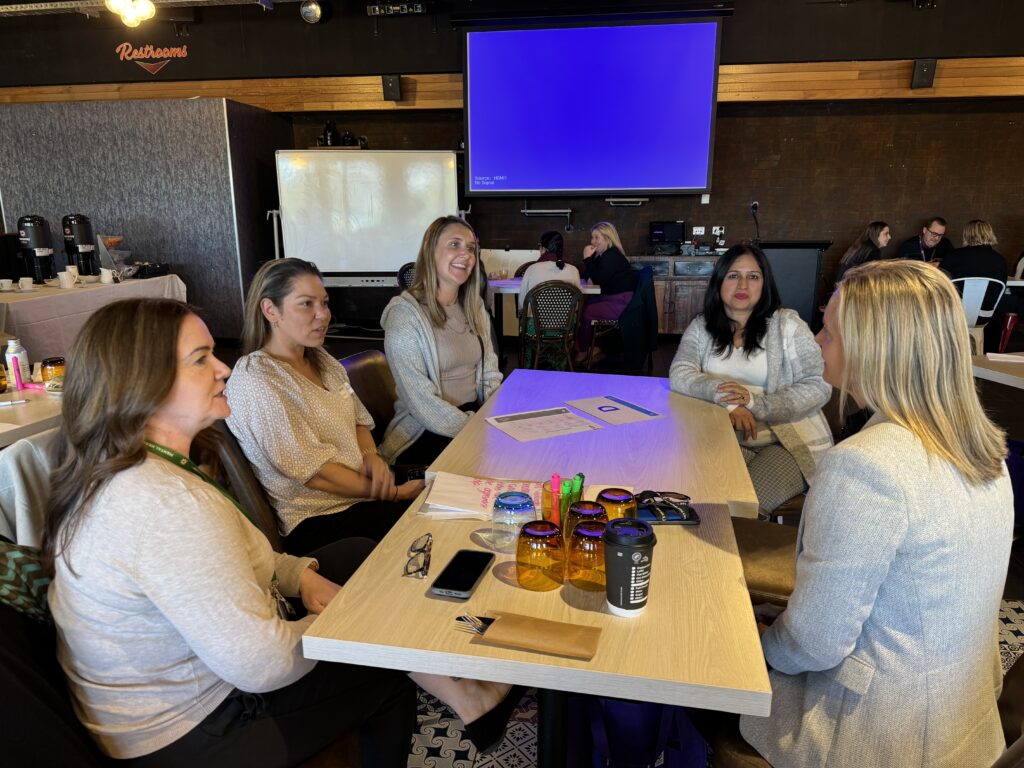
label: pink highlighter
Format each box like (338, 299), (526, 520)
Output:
(11, 356), (23, 391)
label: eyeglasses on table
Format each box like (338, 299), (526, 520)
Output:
(403, 532), (432, 578)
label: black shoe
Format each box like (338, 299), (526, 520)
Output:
(463, 685), (526, 754)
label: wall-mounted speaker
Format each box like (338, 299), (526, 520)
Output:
(911, 59), (937, 89)
(382, 75), (402, 102)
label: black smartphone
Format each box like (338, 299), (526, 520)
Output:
(429, 549), (495, 600)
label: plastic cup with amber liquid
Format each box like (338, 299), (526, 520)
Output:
(515, 520), (564, 592)
(595, 488), (637, 520)
(567, 521), (607, 592)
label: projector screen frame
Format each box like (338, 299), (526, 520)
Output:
(462, 17), (721, 199)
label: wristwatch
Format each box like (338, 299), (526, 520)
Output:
(307, 559), (319, 572)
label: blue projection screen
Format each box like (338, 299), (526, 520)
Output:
(465, 21), (720, 196)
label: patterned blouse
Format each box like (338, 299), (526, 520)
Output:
(225, 348), (374, 535)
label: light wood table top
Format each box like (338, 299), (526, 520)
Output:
(973, 352), (1024, 389)
(304, 370), (769, 717)
(0, 388), (62, 449)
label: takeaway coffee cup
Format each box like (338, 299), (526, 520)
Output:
(603, 518), (657, 617)
(100, 268), (114, 284)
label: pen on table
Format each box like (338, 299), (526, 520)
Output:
(0, 399), (28, 408)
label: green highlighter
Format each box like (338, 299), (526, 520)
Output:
(560, 479), (573, 522)
(571, 473), (585, 504)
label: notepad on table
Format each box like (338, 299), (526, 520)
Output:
(420, 471), (545, 521)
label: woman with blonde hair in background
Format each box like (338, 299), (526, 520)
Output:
(577, 221), (636, 361)
(380, 216), (502, 466)
(740, 260), (1013, 767)
(942, 218), (1020, 352)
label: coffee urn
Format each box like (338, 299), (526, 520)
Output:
(62, 214), (98, 276)
(17, 215), (56, 284)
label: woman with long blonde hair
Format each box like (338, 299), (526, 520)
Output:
(577, 221), (635, 359)
(380, 216), (502, 465)
(740, 260), (1012, 767)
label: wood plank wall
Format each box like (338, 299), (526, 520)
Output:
(1, 58), (1023, 110)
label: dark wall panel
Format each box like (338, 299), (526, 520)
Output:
(1, 0), (1023, 87)
(301, 99), (1024, 288)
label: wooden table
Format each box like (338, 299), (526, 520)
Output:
(304, 370), (767, 763)
(973, 352), (1024, 389)
(0, 275), (186, 360)
(0, 388), (62, 449)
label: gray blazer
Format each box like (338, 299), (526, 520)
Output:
(379, 292), (502, 462)
(740, 415), (1013, 767)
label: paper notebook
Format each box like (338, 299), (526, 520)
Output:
(420, 471), (545, 520)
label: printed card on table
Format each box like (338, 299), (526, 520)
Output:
(485, 407), (603, 442)
(565, 395), (663, 426)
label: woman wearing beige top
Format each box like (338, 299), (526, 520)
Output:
(380, 216), (503, 465)
(226, 259), (424, 557)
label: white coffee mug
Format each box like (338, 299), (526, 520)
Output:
(18, 277), (34, 291)
(0, 279), (12, 291)
(58, 271), (76, 289)
(66, 264), (79, 282)
(100, 268), (114, 285)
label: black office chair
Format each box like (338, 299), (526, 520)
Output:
(397, 262), (416, 290)
(339, 350), (397, 445)
(587, 266), (658, 374)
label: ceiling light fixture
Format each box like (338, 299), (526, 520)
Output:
(105, 0), (156, 26)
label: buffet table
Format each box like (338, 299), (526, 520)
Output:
(0, 275), (186, 360)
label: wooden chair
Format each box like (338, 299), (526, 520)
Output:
(517, 281), (584, 371)
(513, 260), (536, 278)
(952, 276), (1007, 355)
(339, 350), (398, 445)
(397, 262), (416, 291)
(587, 266), (658, 374)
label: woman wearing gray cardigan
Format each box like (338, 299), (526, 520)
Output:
(739, 260), (1012, 767)
(380, 216), (502, 465)
(669, 245), (832, 513)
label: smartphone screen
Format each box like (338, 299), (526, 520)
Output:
(429, 549), (495, 599)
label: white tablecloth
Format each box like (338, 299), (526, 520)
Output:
(0, 275), (187, 361)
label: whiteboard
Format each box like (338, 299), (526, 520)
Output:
(275, 150), (459, 274)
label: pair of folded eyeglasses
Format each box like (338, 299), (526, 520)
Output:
(635, 491), (700, 525)
(403, 532), (432, 578)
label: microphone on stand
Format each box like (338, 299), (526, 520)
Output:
(750, 201), (760, 245)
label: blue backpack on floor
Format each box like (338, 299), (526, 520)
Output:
(568, 696), (708, 768)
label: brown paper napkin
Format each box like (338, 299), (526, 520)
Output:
(469, 611), (601, 661)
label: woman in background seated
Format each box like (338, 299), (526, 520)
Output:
(518, 230), (580, 309)
(670, 244), (832, 514)
(942, 219), (1021, 352)
(577, 221), (635, 360)
(380, 216), (502, 466)
(833, 220), (890, 287)
(46, 298), (522, 766)
(227, 259), (423, 557)
(740, 260), (1012, 766)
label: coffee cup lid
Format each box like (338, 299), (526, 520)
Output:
(603, 518), (656, 547)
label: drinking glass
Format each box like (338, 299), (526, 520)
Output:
(492, 491), (537, 554)
(515, 520), (564, 591)
(568, 521), (606, 592)
(596, 488), (637, 520)
(563, 500), (607, 545)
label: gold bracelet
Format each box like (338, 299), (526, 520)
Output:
(360, 446), (379, 457)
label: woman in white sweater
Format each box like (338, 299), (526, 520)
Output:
(670, 244), (833, 513)
(380, 216), (503, 464)
(739, 260), (1012, 766)
(44, 299), (521, 766)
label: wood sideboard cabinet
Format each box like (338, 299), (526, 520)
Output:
(631, 256), (717, 334)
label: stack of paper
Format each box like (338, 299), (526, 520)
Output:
(421, 471), (545, 520)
